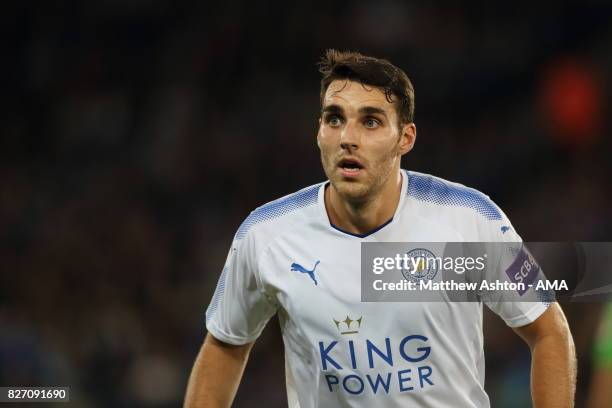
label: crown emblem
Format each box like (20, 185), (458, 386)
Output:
(333, 316), (362, 335)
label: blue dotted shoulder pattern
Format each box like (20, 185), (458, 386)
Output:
(406, 171), (502, 220)
(235, 183), (320, 240)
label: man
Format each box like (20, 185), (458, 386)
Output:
(184, 50), (576, 407)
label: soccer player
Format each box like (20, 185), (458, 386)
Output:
(184, 50), (576, 407)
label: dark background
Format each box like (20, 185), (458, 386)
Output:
(1, 1), (611, 407)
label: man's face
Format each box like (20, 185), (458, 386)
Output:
(317, 79), (415, 202)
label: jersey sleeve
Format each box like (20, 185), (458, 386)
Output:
(480, 205), (552, 328)
(205, 227), (277, 345)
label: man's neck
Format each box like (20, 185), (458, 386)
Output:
(325, 171), (402, 236)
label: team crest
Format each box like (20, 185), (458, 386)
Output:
(401, 248), (438, 283)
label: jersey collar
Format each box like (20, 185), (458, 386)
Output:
(317, 170), (408, 239)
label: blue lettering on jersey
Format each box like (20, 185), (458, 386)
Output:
(319, 341), (341, 370)
(366, 338), (394, 368)
(399, 335), (431, 362)
(348, 340), (357, 369)
(366, 372), (393, 394)
(398, 369), (414, 391)
(418, 366), (434, 387)
(319, 335), (435, 395)
(343, 375), (365, 395)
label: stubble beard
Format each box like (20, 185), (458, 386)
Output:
(321, 148), (398, 207)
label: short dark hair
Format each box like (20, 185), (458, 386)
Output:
(318, 49), (415, 126)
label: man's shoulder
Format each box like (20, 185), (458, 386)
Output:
(404, 170), (503, 221)
(234, 181), (324, 242)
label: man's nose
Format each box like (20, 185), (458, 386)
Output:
(340, 120), (360, 150)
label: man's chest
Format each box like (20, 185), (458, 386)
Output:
(257, 233), (474, 342)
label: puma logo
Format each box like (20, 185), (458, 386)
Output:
(290, 261), (320, 285)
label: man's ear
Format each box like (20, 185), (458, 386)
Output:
(316, 117), (322, 148)
(398, 123), (416, 156)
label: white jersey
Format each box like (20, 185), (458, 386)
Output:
(205, 170), (549, 407)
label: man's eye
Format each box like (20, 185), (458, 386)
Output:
(327, 115), (342, 127)
(364, 118), (380, 129)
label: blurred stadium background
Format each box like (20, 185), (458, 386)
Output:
(1, 1), (611, 407)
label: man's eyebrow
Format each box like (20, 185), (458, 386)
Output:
(322, 105), (388, 117)
(321, 104), (343, 114)
(359, 106), (388, 118)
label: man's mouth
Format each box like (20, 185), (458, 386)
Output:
(337, 158), (364, 177)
